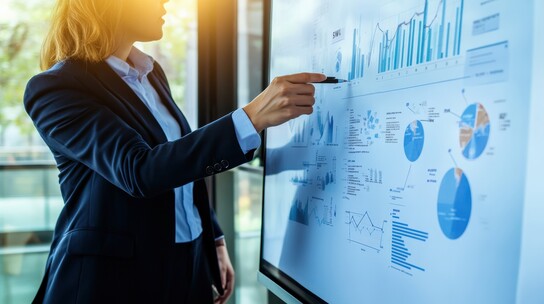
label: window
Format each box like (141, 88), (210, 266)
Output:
(234, 167), (267, 304)
(237, 0), (265, 108)
(1, 1), (58, 303)
(138, 0), (199, 129)
(235, 0), (268, 303)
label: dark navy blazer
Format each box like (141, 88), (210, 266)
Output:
(24, 59), (253, 303)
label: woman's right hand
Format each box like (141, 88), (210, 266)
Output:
(242, 72), (327, 133)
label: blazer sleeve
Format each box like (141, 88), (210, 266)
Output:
(24, 71), (255, 199)
(212, 210), (224, 239)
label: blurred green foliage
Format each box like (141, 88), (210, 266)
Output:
(0, 0), (53, 142)
(139, 0), (198, 112)
(0, 0), (196, 143)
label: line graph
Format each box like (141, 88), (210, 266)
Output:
(346, 0), (465, 80)
(377, 0), (464, 72)
(345, 210), (387, 252)
(349, 25), (366, 80)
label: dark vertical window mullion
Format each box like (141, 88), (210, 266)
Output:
(198, 0), (238, 126)
(198, 0), (239, 208)
(262, 0), (271, 91)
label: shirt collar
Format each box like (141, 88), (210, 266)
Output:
(105, 47), (155, 80)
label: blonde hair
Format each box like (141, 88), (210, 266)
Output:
(40, 0), (124, 70)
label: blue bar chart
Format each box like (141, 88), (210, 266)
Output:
(390, 209), (429, 273)
(376, 0), (465, 73)
(348, 28), (366, 81)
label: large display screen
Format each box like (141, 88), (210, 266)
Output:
(260, 0), (544, 303)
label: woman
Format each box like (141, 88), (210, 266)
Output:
(24, 0), (325, 303)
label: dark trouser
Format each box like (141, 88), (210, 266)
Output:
(169, 234), (214, 304)
(33, 234), (214, 303)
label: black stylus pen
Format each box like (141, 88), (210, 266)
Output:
(313, 76), (349, 84)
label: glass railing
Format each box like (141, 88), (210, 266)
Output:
(0, 162), (62, 304)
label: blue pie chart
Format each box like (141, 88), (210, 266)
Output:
(403, 120), (425, 162)
(437, 168), (472, 240)
(459, 103), (490, 159)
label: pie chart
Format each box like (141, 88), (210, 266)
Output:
(459, 103), (490, 159)
(437, 168), (472, 240)
(403, 120), (425, 162)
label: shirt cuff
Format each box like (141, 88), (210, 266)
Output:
(232, 108), (261, 154)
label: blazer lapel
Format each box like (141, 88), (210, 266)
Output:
(87, 61), (168, 145)
(147, 70), (192, 136)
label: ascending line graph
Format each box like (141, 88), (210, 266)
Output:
(347, 0), (465, 80)
(376, 0), (465, 72)
(345, 210), (387, 252)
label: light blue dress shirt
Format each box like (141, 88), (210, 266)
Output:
(106, 47), (261, 243)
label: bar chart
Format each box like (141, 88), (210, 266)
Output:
(377, 0), (465, 73)
(391, 209), (429, 273)
(344, 0), (466, 80)
(348, 27), (366, 81)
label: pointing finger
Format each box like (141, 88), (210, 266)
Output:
(280, 72), (326, 84)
